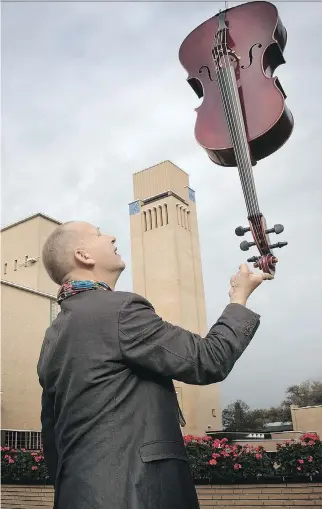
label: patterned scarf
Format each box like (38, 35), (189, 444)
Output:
(57, 280), (112, 304)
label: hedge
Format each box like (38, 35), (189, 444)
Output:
(2, 432), (321, 484)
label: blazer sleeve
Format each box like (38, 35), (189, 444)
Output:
(118, 294), (260, 385)
(40, 390), (58, 485)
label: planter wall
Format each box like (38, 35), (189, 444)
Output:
(1, 481), (322, 509)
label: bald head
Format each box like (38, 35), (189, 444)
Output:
(42, 221), (125, 287)
(42, 222), (88, 285)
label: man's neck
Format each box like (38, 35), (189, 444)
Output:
(65, 270), (120, 290)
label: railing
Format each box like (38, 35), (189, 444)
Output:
(1, 429), (42, 450)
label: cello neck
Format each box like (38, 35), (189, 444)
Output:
(214, 12), (260, 218)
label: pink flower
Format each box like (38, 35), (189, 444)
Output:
(234, 463), (242, 471)
(255, 453), (262, 460)
(8, 459), (15, 464)
(298, 459), (304, 464)
(31, 466), (38, 471)
(301, 432), (320, 444)
(308, 456), (313, 463)
(209, 459), (217, 465)
(297, 466), (302, 471)
(4, 455), (10, 460)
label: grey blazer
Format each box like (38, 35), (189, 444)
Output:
(37, 290), (260, 509)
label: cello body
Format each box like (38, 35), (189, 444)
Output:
(179, 1), (294, 167)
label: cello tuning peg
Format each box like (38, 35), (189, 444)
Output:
(235, 225), (250, 237)
(265, 224), (284, 235)
(240, 240), (256, 252)
(247, 256), (259, 263)
(268, 241), (288, 249)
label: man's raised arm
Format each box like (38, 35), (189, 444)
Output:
(118, 264), (270, 384)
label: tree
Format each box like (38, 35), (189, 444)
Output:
(282, 380), (322, 408)
(222, 400), (253, 431)
(222, 379), (322, 431)
(261, 405), (291, 423)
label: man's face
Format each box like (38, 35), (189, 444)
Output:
(78, 223), (126, 274)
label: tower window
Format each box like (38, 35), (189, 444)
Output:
(159, 206), (163, 226)
(4, 263), (7, 275)
(164, 204), (168, 225)
(14, 260), (17, 271)
(143, 211), (147, 232)
(147, 209), (152, 230)
(187, 211), (191, 231)
(176, 205), (180, 225)
(153, 207), (158, 228)
(180, 207), (185, 228)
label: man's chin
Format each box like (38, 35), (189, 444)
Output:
(118, 259), (126, 271)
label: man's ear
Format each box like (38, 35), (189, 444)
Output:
(74, 248), (95, 267)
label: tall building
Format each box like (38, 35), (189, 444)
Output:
(1, 213), (60, 447)
(129, 161), (222, 435)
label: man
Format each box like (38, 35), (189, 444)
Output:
(37, 221), (271, 509)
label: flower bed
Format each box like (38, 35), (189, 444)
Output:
(2, 432), (321, 484)
(1, 447), (50, 484)
(184, 431), (322, 483)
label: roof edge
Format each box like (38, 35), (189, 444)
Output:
(1, 279), (56, 299)
(1, 212), (62, 232)
(133, 160), (189, 177)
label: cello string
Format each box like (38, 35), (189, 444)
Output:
(220, 18), (263, 243)
(216, 22), (258, 219)
(222, 18), (269, 256)
(220, 25), (258, 219)
(213, 29), (253, 216)
(215, 14), (273, 273)
(214, 16), (264, 267)
(222, 23), (260, 221)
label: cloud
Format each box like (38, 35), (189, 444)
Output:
(2, 1), (322, 409)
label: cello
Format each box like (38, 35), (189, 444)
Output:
(179, 1), (293, 275)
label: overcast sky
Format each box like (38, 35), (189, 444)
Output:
(2, 1), (321, 411)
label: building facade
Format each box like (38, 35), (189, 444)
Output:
(129, 161), (222, 435)
(1, 214), (61, 448)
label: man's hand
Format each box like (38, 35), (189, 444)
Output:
(229, 263), (273, 306)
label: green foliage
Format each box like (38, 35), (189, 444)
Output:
(1, 447), (49, 482)
(183, 435), (213, 481)
(222, 378), (322, 432)
(184, 436), (274, 480)
(1, 432), (321, 484)
(275, 433), (322, 477)
(183, 433), (321, 481)
(282, 380), (322, 407)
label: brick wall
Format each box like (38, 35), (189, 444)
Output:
(1, 482), (322, 508)
(197, 483), (322, 508)
(1, 485), (54, 508)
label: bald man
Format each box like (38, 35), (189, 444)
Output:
(37, 221), (270, 509)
